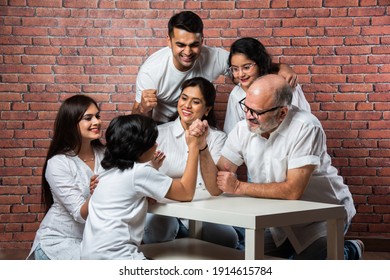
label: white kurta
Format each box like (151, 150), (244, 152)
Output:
(80, 163), (172, 260)
(136, 46), (229, 123)
(223, 83), (311, 134)
(221, 106), (356, 253)
(27, 148), (104, 260)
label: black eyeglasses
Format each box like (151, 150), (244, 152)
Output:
(238, 98), (282, 118)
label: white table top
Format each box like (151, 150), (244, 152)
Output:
(149, 194), (345, 229)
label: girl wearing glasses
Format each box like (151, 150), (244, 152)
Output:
(223, 37), (311, 134)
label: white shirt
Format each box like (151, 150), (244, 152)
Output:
(80, 163), (172, 260)
(223, 84), (311, 134)
(136, 46), (229, 123)
(157, 118), (227, 201)
(221, 106), (356, 253)
(27, 148), (105, 260)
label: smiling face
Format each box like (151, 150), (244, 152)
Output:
(78, 104), (102, 144)
(168, 28), (203, 72)
(230, 53), (260, 91)
(177, 85), (211, 130)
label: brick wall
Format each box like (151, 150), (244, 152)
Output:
(0, 1), (389, 249)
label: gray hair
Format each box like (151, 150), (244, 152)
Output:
(274, 83), (293, 107)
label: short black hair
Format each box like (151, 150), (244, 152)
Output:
(101, 115), (158, 171)
(168, 11), (203, 38)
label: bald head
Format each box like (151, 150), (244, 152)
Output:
(247, 74), (293, 107)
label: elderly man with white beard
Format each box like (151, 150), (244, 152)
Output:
(215, 74), (363, 260)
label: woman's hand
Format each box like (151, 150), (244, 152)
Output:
(150, 150), (165, 170)
(188, 119), (209, 150)
(89, 174), (99, 194)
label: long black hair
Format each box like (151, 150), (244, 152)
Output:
(42, 95), (104, 212)
(101, 114), (158, 171)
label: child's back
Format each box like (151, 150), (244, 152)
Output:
(80, 162), (173, 260)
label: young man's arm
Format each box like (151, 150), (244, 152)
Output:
(131, 89), (157, 117)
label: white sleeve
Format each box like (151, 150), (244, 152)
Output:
(292, 84), (311, 112)
(208, 129), (227, 163)
(134, 164), (173, 201)
(288, 124), (323, 169)
(45, 156), (88, 223)
(223, 91), (244, 134)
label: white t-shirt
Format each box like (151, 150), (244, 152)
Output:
(27, 148), (105, 260)
(80, 163), (172, 260)
(223, 83), (311, 134)
(221, 106), (356, 253)
(136, 46), (229, 123)
(157, 118), (227, 201)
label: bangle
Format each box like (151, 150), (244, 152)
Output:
(199, 144), (208, 152)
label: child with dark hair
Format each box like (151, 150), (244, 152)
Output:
(80, 114), (204, 259)
(223, 37), (311, 134)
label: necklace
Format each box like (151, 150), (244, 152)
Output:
(80, 156), (95, 162)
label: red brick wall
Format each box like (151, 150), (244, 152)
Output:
(0, 1), (389, 249)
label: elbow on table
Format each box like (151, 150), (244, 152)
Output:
(284, 190), (304, 200)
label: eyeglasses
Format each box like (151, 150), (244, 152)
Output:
(229, 63), (256, 75)
(238, 98), (282, 118)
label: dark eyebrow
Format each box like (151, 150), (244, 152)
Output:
(175, 41), (201, 47)
(83, 112), (100, 117)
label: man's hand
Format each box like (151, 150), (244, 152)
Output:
(150, 150), (165, 170)
(139, 89), (158, 114)
(278, 64), (297, 88)
(217, 170), (240, 194)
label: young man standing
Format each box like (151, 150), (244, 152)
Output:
(132, 11), (297, 123)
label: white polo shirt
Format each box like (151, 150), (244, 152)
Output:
(157, 117), (227, 201)
(136, 46), (229, 123)
(223, 83), (311, 134)
(80, 163), (172, 260)
(221, 106), (356, 253)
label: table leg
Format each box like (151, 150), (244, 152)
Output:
(245, 228), (265, 260)
(326, 218), (344, 260)
(188, 220), (203, 239)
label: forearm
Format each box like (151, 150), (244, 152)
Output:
(178, 145), (199, 200)
(131, 102), (152, 117)
(80, 197), (90, 220)
(200, 148), (222, 196)
(236, 181), (302, 200)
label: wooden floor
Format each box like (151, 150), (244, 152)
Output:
(0, 249), (389, 260)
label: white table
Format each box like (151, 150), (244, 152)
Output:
(144, 194), (345, 260)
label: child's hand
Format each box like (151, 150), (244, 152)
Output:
(150, 150), (165, 170)
(89, 174), (99, 194)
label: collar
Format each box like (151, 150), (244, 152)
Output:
(172, 117), (186, 138)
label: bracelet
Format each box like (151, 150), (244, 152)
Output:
(199, 144), (208, 152)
